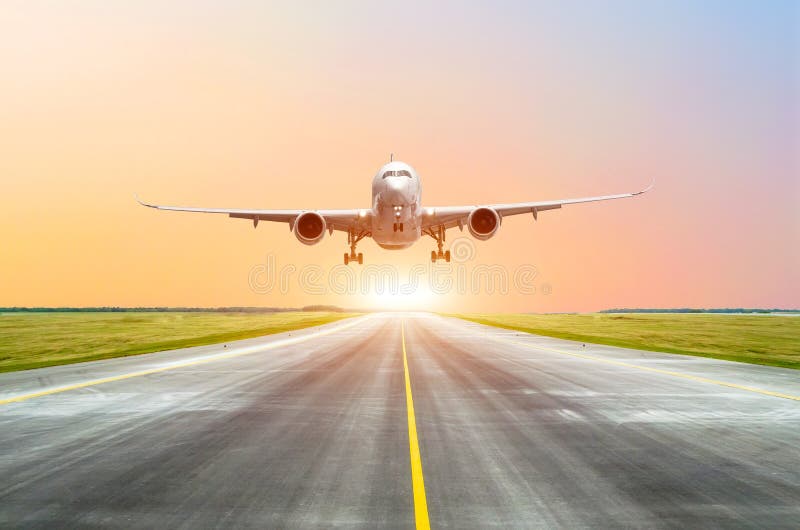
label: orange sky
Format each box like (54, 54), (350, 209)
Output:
(1, 2), (798, 312)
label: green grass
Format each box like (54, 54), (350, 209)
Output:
(448, 313), (800, 370)
(0, 312), (358, 373)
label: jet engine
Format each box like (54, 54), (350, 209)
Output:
(467, 207), (501, 241)
(293, 212), (326, 245)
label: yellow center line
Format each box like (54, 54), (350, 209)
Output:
(401, 321), (431, 530)
(0, 316), (367, 406)
(498, 337), (800, 402)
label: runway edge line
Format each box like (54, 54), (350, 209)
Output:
(402, 321), (431, 530)
(476, 328), (800, 402)
(0, 316), (368, 406)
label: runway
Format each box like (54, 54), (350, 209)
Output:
(1, 313), (799, 528)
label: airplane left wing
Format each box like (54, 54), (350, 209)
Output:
(135, 196), (368, 234)
(422, 181), (653, 231)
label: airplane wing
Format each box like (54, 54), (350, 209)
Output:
(135, 196), (369, 234)
(421, 181), (654, 231)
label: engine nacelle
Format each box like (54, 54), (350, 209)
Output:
(293, 212), (326, 245)
(467, 207), (501, 241)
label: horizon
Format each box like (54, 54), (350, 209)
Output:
(3, 306), (799, 314)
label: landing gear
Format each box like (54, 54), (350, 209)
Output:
(393, 222), (404, 232)
(430, 250), (451, 263)
(343, 252), (363, 265)
(426, 225), (451, 263)
(344, 228), (369, 265)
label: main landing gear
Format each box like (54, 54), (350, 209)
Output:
(343, 252), (362, 265)
(426, 225), (451, 263)
(344, 228), (369, 265)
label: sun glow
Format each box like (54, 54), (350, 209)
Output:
(366, 285), (439, 311)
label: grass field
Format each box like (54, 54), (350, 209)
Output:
(450, 313), (800, 370)
(0, 312), (357, 373)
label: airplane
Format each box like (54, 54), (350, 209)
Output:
(137, 155), (652, 265)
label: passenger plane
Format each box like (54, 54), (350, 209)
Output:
(138, 156), (652, 264)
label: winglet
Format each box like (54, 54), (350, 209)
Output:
(633, 179), (655, 196)
(135, 194), (156, 208)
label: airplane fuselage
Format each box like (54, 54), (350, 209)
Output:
(370, 161), (423, 249)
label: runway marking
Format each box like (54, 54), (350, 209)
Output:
(495, 336), (800, 402)
(401, 321), (431, 530)
(0, 316), (368, 406)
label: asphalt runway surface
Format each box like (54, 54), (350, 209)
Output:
(1, 313), (799, 528)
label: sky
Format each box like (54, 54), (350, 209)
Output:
(1, 0), (798, 312)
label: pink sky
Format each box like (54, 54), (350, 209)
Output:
(1, 2), (797, 312)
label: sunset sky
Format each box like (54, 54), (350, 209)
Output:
(1, 1), (798, 312)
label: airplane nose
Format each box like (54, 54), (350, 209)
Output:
(385, 177), (407, 192)
(383, 177), (410, 204)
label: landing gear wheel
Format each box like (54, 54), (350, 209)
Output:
(345, 228), (369, 265)
(427, 225), (451, 265)
(399, 223), (404, 232)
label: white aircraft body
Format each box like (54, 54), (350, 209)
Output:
(138, 157), (652, 264)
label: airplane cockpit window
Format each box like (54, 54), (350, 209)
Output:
(382, 170), (413, 178)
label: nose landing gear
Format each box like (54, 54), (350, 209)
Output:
(344, 228), (369, 265)
(393, 222), (404, 232)
(426, 225), (451, 263)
